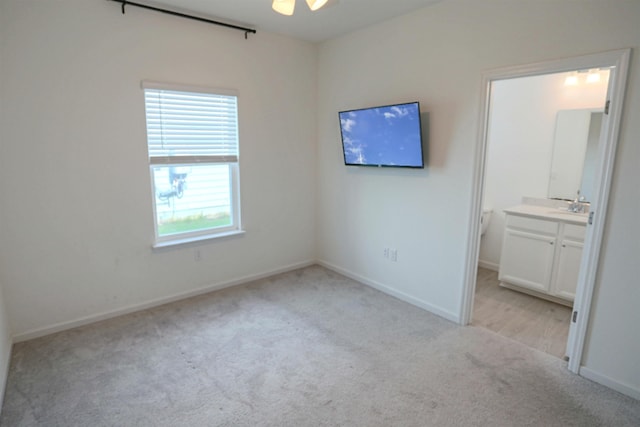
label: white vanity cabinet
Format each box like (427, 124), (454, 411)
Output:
(499, 215), (558, 294)
(499, 210), (586, 305)
(552, 223), (586, 301)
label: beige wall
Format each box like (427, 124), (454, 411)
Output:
(317, 0), (640, 396)
(0, 0), (318, 338)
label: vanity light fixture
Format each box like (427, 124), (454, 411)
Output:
(586, 69), (601, 83)
(565, 69), (605, 86)
(272, 0), (329, 16)
(564, 72), (579, 86)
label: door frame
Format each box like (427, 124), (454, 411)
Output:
(459, 49), (631, 374)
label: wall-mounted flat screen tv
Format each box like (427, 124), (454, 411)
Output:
(339, 101), (424, 168)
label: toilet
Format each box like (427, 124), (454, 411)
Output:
(481, 208), (493, 236)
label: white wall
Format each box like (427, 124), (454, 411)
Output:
(317, 0), (640, 396)
(479, 73), (607, 270)
(0, 0), (317, 338)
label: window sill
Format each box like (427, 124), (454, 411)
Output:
(152, 229), (245, 250)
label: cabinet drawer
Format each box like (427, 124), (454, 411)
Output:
(563, 223), (586, 242)
(505, 214), (558, 235)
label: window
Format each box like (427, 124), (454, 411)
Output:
(143, 82), (242, 246)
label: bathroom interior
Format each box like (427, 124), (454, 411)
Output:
(473, 68), (610, 359)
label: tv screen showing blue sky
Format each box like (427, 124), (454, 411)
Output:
(340, 102), (423, 167)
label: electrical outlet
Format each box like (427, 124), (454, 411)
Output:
(383, 247), (389, 259)
(390, 249), (398, 262)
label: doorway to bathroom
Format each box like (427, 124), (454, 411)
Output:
(474, 69), (608, 360)
(460, 49), (631, 372)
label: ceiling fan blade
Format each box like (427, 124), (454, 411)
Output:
(306, 0), (329, 11)
(272, 0), (295, 16)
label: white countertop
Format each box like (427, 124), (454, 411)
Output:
(504, 204), (588, 225)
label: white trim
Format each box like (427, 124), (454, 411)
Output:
(579, 367), (640, 401)
(567, 48), (631, 373)
(12, 260), (315, 343)
(318, 260), (460, 323)
(150, 156), (238, 165)
(477, 259), (499, 272)
(459, 73), (491, 326)
(463, 50), (630, 82)
(141, 80), (238, 97)
(152, 229), (245, 249)
(231, 162), (242, 236)
(459, 49), (631, 373)
(0, 337), (12, 411)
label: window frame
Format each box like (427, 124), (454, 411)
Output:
(142, 81), (243, 247)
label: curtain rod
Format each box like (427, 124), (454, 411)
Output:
(110, 0), (257, 39)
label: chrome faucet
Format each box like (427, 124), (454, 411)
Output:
(568, 191), (587, 213)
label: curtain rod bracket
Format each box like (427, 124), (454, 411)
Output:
(109, 0), (256, 39)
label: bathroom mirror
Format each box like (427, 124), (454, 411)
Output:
(548, 109), (603, 202)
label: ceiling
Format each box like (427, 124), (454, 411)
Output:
(137, 0), (443, 42)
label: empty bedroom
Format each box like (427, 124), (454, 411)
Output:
(0, 0), (639, 425)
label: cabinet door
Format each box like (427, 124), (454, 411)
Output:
(499, 229), (556, 293)
(553, 239), (584, 301)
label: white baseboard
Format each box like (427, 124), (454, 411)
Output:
(0, 337), (11, 412)
(579, 367), (640, 401)
(318, 260), (460, 324)
(477, 259), (499, 271)
(12, 260), (315, 343)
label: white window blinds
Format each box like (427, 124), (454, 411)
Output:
(143, 84), (239, 164)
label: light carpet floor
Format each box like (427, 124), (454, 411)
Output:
(1, 265), (638, 426)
